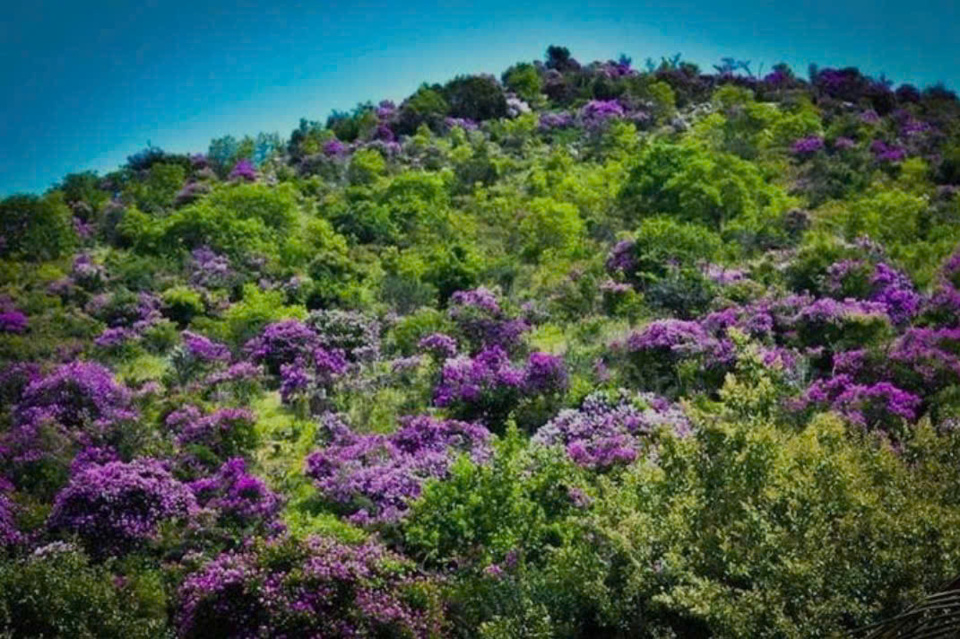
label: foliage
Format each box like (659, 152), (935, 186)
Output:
(3, 45), (960, 637)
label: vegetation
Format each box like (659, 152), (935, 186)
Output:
(2, 46), (960, 637)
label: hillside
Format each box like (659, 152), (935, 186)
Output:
(2, 46), (960, 637)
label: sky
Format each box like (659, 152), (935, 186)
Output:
(1, 0), (958, 196)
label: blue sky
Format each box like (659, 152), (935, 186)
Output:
(2, 0), (957, 196)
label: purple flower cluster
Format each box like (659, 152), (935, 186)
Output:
(48, 458), (196, 555)
(228, 158), (257, 181)
(580, 99), (625, 129)
(306, 309), (381, 362)
(448, 287), (530, 354)
(245, 319), (320, 375)
(539, 112), (575, 131)
(798, 375), (921, 431)
(0, 479), (20, 548)
(433, 346), (566, 422)
(445, 117), (479, 131)
(523, 352), (569, 395)
(94, 326), (137, 349)
(0, 310), (28, 334)
(605, 239), (638, 276)
(167, 405), (258, 465)
(533, 390), (691, 470)
(323, 138), (348, 157)
(305, 413), (490, 524)
(189, 458), (282, 531)
(791, 136), (826, 156)
(177, 535), (440, 638)
(833, 136), (856, 150)
(870, 139), (907, 162)
(15, 361), (136, 433)
(189, 246), (235, 289)
(869, 263), (922, 325)
(71, 253), (106, 291)
(625, 319), (733, 367)
(418, 332), (458, 360)
(182, 331), (231, 363)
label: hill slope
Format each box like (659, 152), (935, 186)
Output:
(2, 47), (960, 637)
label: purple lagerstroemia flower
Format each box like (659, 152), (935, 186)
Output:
(444, 117), (479, 131)
(390, 355), (423, 374)
(279, 361), (311, 404)
(48, 458), (196, 556)
(791, 136), (825, 156)
(176, 535), (438, 638)
(189, 458), (283, 530)
(798, 375), (922, 432)
(702, 264), (745, 285)
(870, 140), (907, 162)
(245, 320), (319, 375)
(371, 123), (395, 142)
(533, 389), (691, 470)
(580, 100), (625, 128)
(606, 239), (637, 276)
(523, 352), (568, 395)
(190, 246), (234, 289)
(94, 326), (137, 348)
(73, 216), (95, 239)
(182, 331), (231, 363)
(448, 287), (529, 354)
(306, 309), (381, 363)
(228, 158), (257, 181)
(418, 332), (458, 360)
(204, 362), (263, 387)
(763, 68), (790, 87)
(14, 361), (137, 433)
(0, 310), (28, 334)
(323, 138), (347, 157)
(375, 99), (396, 120)
(538, 112), (575, 131)
(305, 413), (490, 524)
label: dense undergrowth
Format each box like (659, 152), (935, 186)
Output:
(3, 46), (960, 637)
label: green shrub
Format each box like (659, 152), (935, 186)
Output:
(0, 193), (75, 261)
(0, 547), (170, 638)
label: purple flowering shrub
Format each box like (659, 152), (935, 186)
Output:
(166, 405), (259, 473)
(306, 308), (381, 362)
(791, 298), (893, 351)
(169, 330), (233, 385)
(48, 458), (196, 556)
(244, 319), (320, 375)
(0, 310), (28, 334)
(433, 346), (568, 428)
(418, 332), (458, 360)
(0, 479), (21, 549)
(189, 458), (283, 535)
(533, 390), (691, 470)
(823, 260), (921, 325)
(1, 362), (144, 497)
(447, 287), (530, 355)
(791, 135), (826, 156)
(13, 361), (137, 432)
(177, 535), (443, 638)
(305, 413), (491, 524)
(228, 158), (257, 182)
(796, 375), (922, 434)
(189, 246), (237, 290)
(620, 319), (734, 395)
